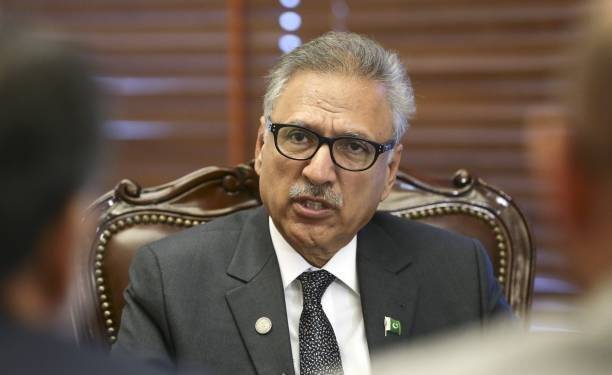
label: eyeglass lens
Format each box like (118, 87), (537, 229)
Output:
(276, 126), (376, 170)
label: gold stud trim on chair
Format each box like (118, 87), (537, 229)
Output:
(92, 213), (206, 343)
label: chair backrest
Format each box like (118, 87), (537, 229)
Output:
(70, 162), (534, 348)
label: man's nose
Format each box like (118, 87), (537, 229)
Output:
(301, 144), (338, 185)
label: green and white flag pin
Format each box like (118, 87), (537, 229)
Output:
(384, 316), (402, 336)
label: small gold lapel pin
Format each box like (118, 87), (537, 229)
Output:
(255, 317), (272, 335)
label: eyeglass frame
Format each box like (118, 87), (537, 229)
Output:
(265, 117), (396, 172)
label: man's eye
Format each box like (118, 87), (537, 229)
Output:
(345, 141), (368, 154)
(287, 130), (309, 143)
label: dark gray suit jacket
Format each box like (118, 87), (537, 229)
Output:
(113, 206), (509, 375)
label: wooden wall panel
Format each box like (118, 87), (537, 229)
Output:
(1, 0), (234, 188)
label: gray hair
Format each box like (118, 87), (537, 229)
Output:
(263, 31), (416, 144)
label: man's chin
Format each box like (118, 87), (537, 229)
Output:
(283, 222), (335, 250)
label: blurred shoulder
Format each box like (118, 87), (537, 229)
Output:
(0, 321), (168, 375)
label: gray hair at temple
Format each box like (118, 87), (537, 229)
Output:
(263, 31), (415, 144)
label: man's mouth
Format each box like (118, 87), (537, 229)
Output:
(293, 196), (335, 210)
(302, 199), (325, 210)
(292, 196), (336, 218)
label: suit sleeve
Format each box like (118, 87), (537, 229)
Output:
(112, 245), (175, 366)
(473, 240), (513, 320)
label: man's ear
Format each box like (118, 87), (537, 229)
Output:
(380, 143), (403, 201)
(254, 116), (266, 175)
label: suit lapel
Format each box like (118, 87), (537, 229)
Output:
(357, 215), (418, 353)
(225, 208), (295, 375)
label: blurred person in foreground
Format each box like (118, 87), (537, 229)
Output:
(372, 1), (612, 374)
(0, 24), (167, 374)
(114, 31), (510, 375)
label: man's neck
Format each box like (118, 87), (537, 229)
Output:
(296, 250), (336, 268)
(268, 216), (355, 269)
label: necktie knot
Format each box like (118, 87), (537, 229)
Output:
(298, 270), (336, 305)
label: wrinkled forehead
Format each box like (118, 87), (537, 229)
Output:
(273, 71), (394, 139)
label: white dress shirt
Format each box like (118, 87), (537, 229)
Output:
(269, 217), (371, 375)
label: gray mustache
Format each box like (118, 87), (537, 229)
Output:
(288, 182), (343, 208)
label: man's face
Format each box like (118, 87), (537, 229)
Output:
(254, 71), (402, 255)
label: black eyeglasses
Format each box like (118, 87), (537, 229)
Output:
(266, 117), (395, 172)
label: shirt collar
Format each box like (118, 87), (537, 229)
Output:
(269, 217), (359, 296)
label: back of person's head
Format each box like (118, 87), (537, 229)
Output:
(0, 23), (100, 318)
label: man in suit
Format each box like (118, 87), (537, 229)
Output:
(114, 31), (510, 375)
(0, 23), (167, 375)
(371, 1), (612, 374)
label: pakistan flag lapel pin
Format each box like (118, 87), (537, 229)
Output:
(384, 316), (402, 336)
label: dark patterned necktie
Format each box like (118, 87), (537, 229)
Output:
(298, 270), (344, 375)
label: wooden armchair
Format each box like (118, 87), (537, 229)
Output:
(70, 162), (534, 347)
